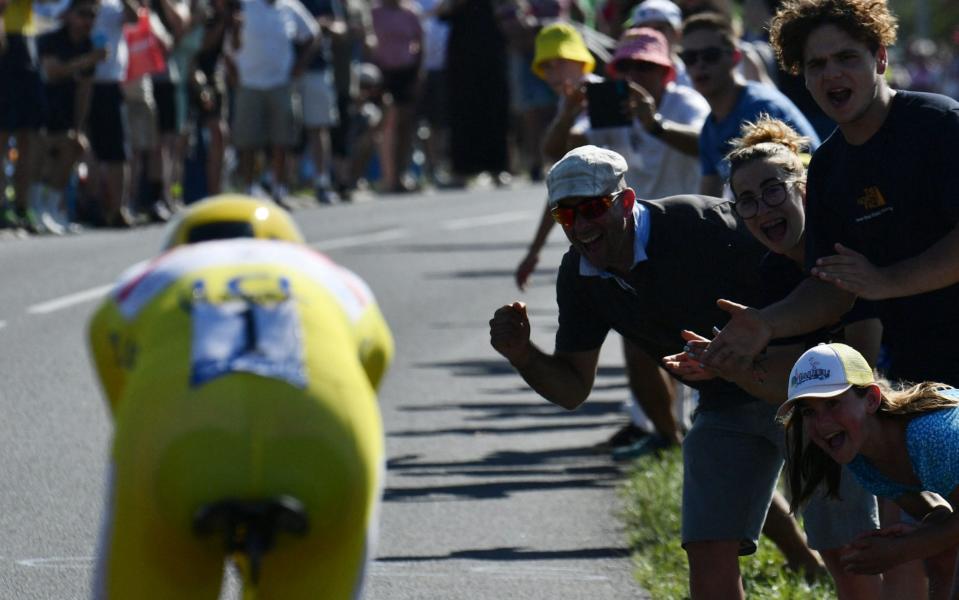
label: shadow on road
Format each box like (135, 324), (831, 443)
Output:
(413, 359), (626, 379)
(383, 443), (624, 502)
(376, 546), (630, 562)
(396, 399), (623, 418)
(388, 420), (620, 438)
(383, 476), (618, 502)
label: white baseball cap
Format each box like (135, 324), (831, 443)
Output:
(628, 0), (683, 32)
(777, 343), (876, 419)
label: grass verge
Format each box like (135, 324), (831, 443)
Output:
(621, 446), (836, 599)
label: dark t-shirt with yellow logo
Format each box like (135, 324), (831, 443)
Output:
(805, 90), (959, 384)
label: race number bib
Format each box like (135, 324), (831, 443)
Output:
(190, 275), (306, 388)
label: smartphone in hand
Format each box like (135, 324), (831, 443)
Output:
(586, 80), (631, 129)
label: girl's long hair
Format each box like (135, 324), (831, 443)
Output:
(785, 380), (959, 513)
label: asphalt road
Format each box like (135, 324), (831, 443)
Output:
(0, 182), (649, 599)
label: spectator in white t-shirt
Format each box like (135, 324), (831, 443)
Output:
(228, 0), (319, 206)
(88, 0), (138, 227)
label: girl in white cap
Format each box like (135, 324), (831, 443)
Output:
(781, 343), (959, 599)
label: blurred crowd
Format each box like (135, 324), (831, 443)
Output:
(0, 0), (957, 236)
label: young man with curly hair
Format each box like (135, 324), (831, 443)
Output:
(692, 2), (959, 595)
(703, 0), (959, 391)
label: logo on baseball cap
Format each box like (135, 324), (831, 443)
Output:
(777, 343), (875, 419)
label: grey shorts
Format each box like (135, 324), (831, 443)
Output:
(297, 71), (339, 129)
(682, 400), (878, 555)
(232, 84), (300, 150)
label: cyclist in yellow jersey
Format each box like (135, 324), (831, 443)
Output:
(88, 195), (393, 599)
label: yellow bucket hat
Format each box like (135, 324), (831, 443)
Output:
(532, 23), (596, 80)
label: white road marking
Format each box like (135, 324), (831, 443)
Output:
(441, 211), (537, 231)
(27, 284), (113, 315)
(0, 321), (6, 330)
(17, 556), (93, 568)
(14, 556), (610, 586)
(25, 212), (525, 316)
(310, 228), (408, 250)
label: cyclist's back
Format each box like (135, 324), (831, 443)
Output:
(88, 201), (393, 599)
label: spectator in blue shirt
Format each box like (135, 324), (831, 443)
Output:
(680, 12), (819, 197)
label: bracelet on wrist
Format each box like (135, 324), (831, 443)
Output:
(646, 113), (665, 137)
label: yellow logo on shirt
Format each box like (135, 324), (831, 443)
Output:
(857, 187), (887, 210)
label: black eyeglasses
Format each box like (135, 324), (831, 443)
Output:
(733, 181), (796, 219)
(678, 46), (727, 67)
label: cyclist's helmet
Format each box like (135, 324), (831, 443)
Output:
(162, 195), (305, 249)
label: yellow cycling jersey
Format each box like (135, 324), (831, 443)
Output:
(3, 0), (33, 34)
(88, 239), (393, 600)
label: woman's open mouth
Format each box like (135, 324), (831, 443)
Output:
(760, 218), (788, 244)
(824, 430), (846, 452)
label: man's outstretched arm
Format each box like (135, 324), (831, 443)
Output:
(701, 277), (854, 373)
(490, 302), (600, 410)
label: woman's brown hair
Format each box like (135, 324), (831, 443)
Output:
(726, 115), (809, 195)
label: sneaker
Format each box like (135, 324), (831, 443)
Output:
(271, 185), (293, 211)
(148, 200), (172, 223)
(46, 193), (75, 233)
(611, 434), (672, 462)
(39, 208), (65, 235)
(602, 423), (650, 450)
(18, 207), (43, 234)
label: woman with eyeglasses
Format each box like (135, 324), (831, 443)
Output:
(665, 116), (902, 599)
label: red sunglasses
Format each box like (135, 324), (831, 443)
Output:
(550, 193), (618, 227)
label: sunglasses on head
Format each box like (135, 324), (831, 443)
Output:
(550, 192), (621, 227)
(678, 46), (727, 66)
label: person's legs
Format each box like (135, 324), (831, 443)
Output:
(686, 540), (745, 600)
(232, 86), (268, 192)
(393, 102), (416, 189)
(377, 100), (397, 190)
(796, 443), (882, 594)
(761, 491), (825, 580)
(621, 338), (681, 444)
(204, 116), (225, 195)
(95, 461), (223, 600)
(926, 546), (958, 600)
(88, 82), (131, 226)
(13, 129), (37, 217)
(299, 71), (339, 202)
(878, 498), (928, 599)
(265, 83), (298, 202)
(818, 548), (883, 599)
(682, 402), (784, 597)
(99, 161), (130, 226)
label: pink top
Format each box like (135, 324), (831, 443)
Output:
(371, 3), (423, 70)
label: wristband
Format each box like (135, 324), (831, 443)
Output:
(646, 113), (665, 137)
